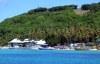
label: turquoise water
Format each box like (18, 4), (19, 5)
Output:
(0, 49), (100, 64)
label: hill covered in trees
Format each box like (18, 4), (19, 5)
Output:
(0, 3), (100, 46)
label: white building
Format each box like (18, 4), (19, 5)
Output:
(35, 40), (47, 45)
(8, 38), (48, 49)
(23, 39), (35, 47)
(34, 40), (48, 48)
(8, 38), (24, 48)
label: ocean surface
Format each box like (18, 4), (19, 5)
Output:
(0, 49), (100, 64)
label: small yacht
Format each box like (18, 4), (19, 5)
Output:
(39, 47), (55, 50)
(1, 46), (9, 49)
(89, 49), (98, 51)
(31, 45), (42, 50)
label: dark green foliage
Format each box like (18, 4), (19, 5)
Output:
(81, 4), (91, 10)
(81, 2), (100, 12)
(89, 3), (100, 12)
(33, 7), (47, 12)
(28, 5), (77, 14)
(48, 6), (65, 11)
(68, 5), (77, 9)
(0, 27), (11, 36)
(48, 5), (77, 12)
(28, 9), (34, 14)
(28, 7), (47, 14)
(45, 34), (59, 46)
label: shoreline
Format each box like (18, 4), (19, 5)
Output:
(0, 47), (99, 51)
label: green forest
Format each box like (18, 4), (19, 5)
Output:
(0, 2), (100, 46)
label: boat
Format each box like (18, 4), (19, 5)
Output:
(89, 49), (98, 51)
(39, 47), (55, 50)
(31, 45), (42, 50)
(1, 46), (9, 49)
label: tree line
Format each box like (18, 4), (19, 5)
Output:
(81, 2), (100, 12)
(28, 5), (77, 14)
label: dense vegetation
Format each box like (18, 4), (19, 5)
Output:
(81, 2), (100, 12)
(0, 3), (100, 46)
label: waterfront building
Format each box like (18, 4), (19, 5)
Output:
(8, 38), (48, 49)
(8, 38), (24, 48)
(23, 39), (36, 47)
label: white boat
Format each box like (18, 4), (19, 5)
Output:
(89, 49), (98, 51)
(39, 47), (55, 50)
(31, 45), (42, 50)
(31, 47), (39, 50)
(1, 46), (9, 49)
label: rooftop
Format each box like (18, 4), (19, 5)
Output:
(8, 38), (24, 43)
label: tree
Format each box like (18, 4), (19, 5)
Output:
(68, 5), (77, 9)
(45, 34), (60, 46)
(81, 4), (90, 10)
(48, 6), (65, 12)
(28, 7), (47, 14)
(33, 7), (47, 12)
(81, 2), (100, 11)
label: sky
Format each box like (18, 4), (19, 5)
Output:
(0, 0), (100, 22)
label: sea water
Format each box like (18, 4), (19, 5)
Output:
(0, 49), (100, 64)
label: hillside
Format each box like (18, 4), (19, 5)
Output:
(0, 3), (100, 46)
